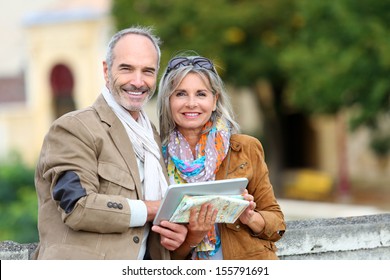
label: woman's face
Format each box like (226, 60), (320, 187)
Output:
(169, 73), (218, 137)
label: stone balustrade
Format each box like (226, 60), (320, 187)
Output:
(1, 213), (389, 260)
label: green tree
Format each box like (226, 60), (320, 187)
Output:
(280, 0), (390, 135)
(279, 0), (390, 193)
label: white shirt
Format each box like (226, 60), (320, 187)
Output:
(127, 158), (149, 260)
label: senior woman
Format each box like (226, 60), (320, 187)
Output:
(153, 54), (286, 260)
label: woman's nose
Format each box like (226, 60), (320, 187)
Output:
(186, 97), (198, 109)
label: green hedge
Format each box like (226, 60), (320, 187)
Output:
(0, 153), (38, 243)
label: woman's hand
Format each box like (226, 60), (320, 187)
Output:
(185, 203), (218, 247)
(239, 189), (256, 225)
(239, 189), (265, 235)
(162, 203), (218, 259)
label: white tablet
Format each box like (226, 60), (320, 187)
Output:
(153, 177), (248, 225)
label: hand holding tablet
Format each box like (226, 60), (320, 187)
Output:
(153, 178), (249, 225)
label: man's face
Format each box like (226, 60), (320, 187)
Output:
(103, 34), (158, 120)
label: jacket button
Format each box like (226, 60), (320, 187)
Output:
(118, 203), (123, 210)
(112, 202), (118, 209)
(107, 202), (113, 208)
(133, 236), (140, 243)
(236, 225), (240, 229)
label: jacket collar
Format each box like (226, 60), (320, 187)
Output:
(93, 94), (143, 196)
(229, 134), (242, 152)
(91, 94), (168, 194)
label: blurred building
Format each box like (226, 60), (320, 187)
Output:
(0, 0), (111, 165)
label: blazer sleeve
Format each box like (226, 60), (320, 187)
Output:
(40, 114), (134, 233)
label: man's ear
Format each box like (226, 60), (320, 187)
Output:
(103, 61), (109, 83)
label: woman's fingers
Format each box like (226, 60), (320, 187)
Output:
(210, 207), (218, 223)
(197, 203), (209, 222)
(188, 203), (217, 231)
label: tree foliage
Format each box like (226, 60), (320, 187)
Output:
(112, 0), (295, 86)
(280, 0), (390, 131)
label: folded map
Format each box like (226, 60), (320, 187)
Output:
(169, 194), (250, 224)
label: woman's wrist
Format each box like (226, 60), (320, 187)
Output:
(246, 211), (265, 234)
(185, 239), (201, 248)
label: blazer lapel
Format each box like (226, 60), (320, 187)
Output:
(94, 95), (143, 198)
(109, 118), (143, 194)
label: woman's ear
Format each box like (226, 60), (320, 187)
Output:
(213, 93), (219, 111)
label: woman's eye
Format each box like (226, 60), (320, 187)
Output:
(175, 91), (186, 97)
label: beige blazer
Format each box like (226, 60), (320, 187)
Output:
(33, 94), (170, 260)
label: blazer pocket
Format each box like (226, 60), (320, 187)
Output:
(226, 221), (243, 232)
(98, 162), (135, 196)
(227, 161), (249, 178)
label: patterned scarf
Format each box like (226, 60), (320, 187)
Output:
(163, 117), (231, 259)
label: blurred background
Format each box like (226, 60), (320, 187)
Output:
(0, 0), (389, 243)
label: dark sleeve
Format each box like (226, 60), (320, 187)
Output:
(53, 171), (87, 214)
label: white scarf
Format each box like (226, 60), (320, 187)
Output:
(102, 86), (168, 200)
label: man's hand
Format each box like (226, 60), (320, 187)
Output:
(151, 221), (188, 251)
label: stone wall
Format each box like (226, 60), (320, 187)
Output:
(1, 213), (389, 260)
(277, 213), (389, 259)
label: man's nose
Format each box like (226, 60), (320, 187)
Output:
(130, 72), (145, 88)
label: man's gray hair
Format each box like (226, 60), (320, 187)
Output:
(105, 26), (162, 71)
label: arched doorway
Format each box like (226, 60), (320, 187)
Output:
(50, 64), (76, 118)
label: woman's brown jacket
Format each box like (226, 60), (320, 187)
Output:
(216, 134), (286, 259)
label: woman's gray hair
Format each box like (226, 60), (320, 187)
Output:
(105, 26), (162, 73)
(157, 54), (240, 146)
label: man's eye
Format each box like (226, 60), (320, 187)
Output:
(144, 69), (155, 75)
